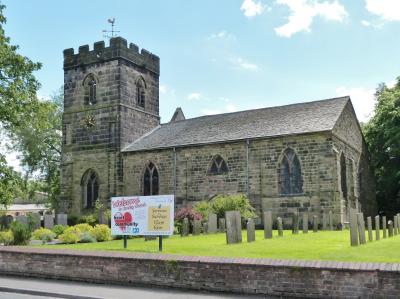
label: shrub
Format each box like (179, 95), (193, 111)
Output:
(10, 221), (31, 245)
(59, 226), (81, 244)
(210, 194), (256, 220)
(0, 230), (13, 245)
(80, 232), (97, 243)
(193, 201), (212, 221)
(79, 214), (98, 226)
(90, 224), (111, 242)
(67, 214), (80, 226)
(174, 206), (203, 222)
(52, 224), (67, 237)
(75, 223), (93, 233)
(32, 228), (56, 242)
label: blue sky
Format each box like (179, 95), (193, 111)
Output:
(2, 0), (400, 125)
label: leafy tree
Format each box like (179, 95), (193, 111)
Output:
(0, 154), (22, 207)
(0, 4), (41, 127)
(363, 78), (400, 215)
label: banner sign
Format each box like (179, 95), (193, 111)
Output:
(111, 195), (174, 236)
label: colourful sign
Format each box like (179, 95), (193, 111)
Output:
(111, 195), (174, 236)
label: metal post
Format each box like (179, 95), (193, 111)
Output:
(123, 235), (127, 249)
(159, 235), (163, 252)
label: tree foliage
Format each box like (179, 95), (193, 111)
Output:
(363, 78), (400, 214)
(0, 154), (22, 207)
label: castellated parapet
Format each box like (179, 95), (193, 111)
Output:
(63, 37), (160, 74)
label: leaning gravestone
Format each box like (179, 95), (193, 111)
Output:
(181, 217), (189, 236)
(44, 214), (54, 229)
(277, 217), (283, 237)
(225, 211), (242, 244)
(16, 215), (28, 226)
(302, 213), (308, 234)
(349, 209), (359, 246)
(263, 211), (273, 239)
(329, 211), (334, 231)
(375, 215), (380, 241)
(208, 213), (217, 234)
(357, 213), (366, 244)
(388, 220), (394, 237)
(292, 212), (299, 234)
(367, 216), (373, 242)
(56, 213), (67, 226)
(313, 215), (318, 233)
(247, 218), (255, 242)
(193, 220), (202, 235)
(382, 216), (387, 238)
(219, 218), (226, 232)
(322, 212), (327, 230)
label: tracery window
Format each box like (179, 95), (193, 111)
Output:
(144, 162), (159, 196)
(340, 153), (348, 200)
(209, 155), (228, 175)
(83, 74), (97, 105)
(82, 169), (99, 208)
(278, 148), (302, 195)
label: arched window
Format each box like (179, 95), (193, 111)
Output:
(136, 77), (146, 108)
(143, 162), (159, 196)
(81, 169), (99, 208)
(83, 74), (97, 105)
(278, 148), (302, 195)
(340, 153), (347, 200)
(209, 155), (228, 175)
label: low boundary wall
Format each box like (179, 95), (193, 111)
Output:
(0, 247), (399, 298)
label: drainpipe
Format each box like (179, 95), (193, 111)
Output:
(246, 139), (250, 197)
(173, 147), (177, 196)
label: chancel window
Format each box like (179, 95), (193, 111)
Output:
(278, 148), (303, 195)
(340, 153), (348, 200)
(136, 78), (146, 108)
(82, 170), (99, 208)
(83, 74), (97, 105)
(209, 155), (228, 175)
(144, 162), (159, 196)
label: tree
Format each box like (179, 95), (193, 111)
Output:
(363, 78), (400, 215)
(0, 154), (22, 208)
(0, 4), (41, 128)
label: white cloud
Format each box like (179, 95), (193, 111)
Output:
(366, 0), (400, 21)
(159, 84), (167, 94)
(240, 0), (267, 17)
(232, 57), (259, 71)
(208, 31), (236, 41)
(187, 93), (202, 101)
(336, 86), (375, 122)
(275, 0), (348, 38)
(226, 104), (239, 112)
(361, 20), (371, 27)
(387, 80), (397, 88)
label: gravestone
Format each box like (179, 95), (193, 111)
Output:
(16, 215), (28, 226)
(246, 218), (255, 242)
(394, 216), (398, 236)
(292, 212), (299, 234)
(277, 217), (283, 237)
(322, 212), (327, 230)
(388, 220), (394, 237)
(56, 213), (67, 226)
(225, 211), (242, 244)
(98, 211), (108, 225)
(263, 211), (273, 239)
(357, 213), (366, 244)
(349, 209), (359, 246)
(193, 220), (202, 235)
(219, 218), (226, 232)
(328, 211), (333, 231)
(302, 213), (308, 234)
(181, 217), (189, 236)
(313, 215), (318, 233)
(208, 213), (217, 233)
(382, 216), (387, 238)
(30, 213), (41, 230)
(0, 215), (12, 230)
(144, 235), (157, 241)
(375, 215), (380, 241)
(367, 216), (373, 242)
(203, 222), (208, 234)
(44, 214), (54, 229)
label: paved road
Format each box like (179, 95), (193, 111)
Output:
(0, 276), (271, 299)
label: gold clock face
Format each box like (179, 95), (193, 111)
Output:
(82, 115), (96, 129)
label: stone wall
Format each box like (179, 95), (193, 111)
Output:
(0, 247), (398, 298)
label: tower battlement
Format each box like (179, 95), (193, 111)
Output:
(63, 37), (159, 74)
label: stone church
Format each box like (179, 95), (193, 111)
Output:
(60, 37), (376, 225)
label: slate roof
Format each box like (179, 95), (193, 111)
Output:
(122, 96), (350, 152)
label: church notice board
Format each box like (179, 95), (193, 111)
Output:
(111, 195), (174, 236)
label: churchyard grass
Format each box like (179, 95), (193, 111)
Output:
(37, 230), (400, 263)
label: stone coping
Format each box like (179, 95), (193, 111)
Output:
(1, 246), (399, 273)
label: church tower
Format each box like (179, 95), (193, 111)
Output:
(60, 37), (160, 213)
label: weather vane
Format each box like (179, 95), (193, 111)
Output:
(102, 18), (120, 39)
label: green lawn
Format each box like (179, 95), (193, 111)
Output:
(37, 230), (400, 263)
